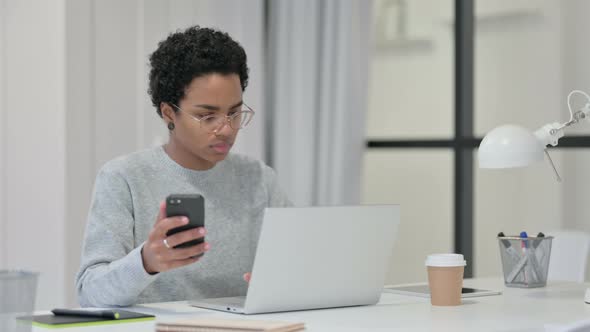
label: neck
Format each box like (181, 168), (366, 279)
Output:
(163, 140), (215, 171)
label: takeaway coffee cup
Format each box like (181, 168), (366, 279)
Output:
(425, 254), (466, 306)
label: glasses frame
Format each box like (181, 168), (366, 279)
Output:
(170, 102), (255, 133)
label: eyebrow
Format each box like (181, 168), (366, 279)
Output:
(192, 101), (243, 111)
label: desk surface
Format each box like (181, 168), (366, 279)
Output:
(33, 278), (590, 332)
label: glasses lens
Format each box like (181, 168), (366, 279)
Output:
(230, 110), (254, 129)
(199, 115), (221, 131)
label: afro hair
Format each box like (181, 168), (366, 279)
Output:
(148, 26), (249, 117)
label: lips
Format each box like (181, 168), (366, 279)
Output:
(210, 141), (232, 154)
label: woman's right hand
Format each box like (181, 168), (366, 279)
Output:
(141, 201), (209, 274)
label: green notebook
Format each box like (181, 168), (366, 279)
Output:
(20, 310), (155, 329)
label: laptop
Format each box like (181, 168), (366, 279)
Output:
(190, 205), (400, 314)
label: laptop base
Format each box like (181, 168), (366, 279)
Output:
(190, 296), (246, 314)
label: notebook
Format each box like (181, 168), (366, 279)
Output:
(156, 317), (305, 332)
(20, 310), (155, 329)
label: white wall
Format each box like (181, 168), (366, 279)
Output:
(367, 0), (454, 140)
(473, 0), (564, 278)
(0, 0), (5, 268)
(363, 0), (455, 285)
(64, 0), (94, 312)
(362, 150), (454, 284)
(562, 0), (590, 233)
(1, 0), (67, 309)
(364, 0), (569, 282)
(1, 0), (266, 309)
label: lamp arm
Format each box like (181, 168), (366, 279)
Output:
(533, 102), (590, 147)
(578, 102), (590, 123)
(533, 122), (564, 147)
(532, 123), (564, 182)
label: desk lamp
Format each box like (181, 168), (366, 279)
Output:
(478, 90), (590, 303)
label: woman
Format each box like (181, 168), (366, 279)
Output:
(76, 26), (291, 307)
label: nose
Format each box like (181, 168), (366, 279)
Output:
(212, 117), (234, 136)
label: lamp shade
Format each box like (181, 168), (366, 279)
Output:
(478, 124), (545, 169)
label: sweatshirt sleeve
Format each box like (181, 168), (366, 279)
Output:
(262, 164), (293, 208)
(75, 166), (158, 307)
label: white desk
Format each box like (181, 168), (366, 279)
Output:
(33, 278), (590, 331)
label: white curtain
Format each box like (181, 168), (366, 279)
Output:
(268, 0), (373, 206)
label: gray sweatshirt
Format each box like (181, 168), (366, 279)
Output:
(75, 146), (291, 307)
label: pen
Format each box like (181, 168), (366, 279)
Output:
(527, 232), (545, 282)
(497, 232), (521, 263)
(519, 231), (539, 284)
(533, 232), (545, 249)
(520, 231), (528, 284)
(51, 308), (120, 320)
(533, 232), (547, 262)
(520, 231), (528, 248)
(499, 232), (526, 283)
(506, 254), (528, 283)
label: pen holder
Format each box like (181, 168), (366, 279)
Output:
(498, 236), (553, 288)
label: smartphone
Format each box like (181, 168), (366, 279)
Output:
(165, 194), (205, 249)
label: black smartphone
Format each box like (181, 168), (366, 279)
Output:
(165, 194), (205, 249)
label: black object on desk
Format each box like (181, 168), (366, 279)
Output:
(19, 309), (155, 328)
(52, 308), (120, 319)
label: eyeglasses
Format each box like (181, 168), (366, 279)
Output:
(170, 103), (255, 133)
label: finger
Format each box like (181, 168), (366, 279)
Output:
(154, 200), (167, 226)
(164, 256), (201, 271)
(153, 216), (189, 240)
(243, 272), (251, 283)
(168, 242), (210, 260)
(165, 227), (206, 248)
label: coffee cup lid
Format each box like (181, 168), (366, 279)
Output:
(425, 253), (467, 267)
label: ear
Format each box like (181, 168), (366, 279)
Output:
(160, 102), (176, 123)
